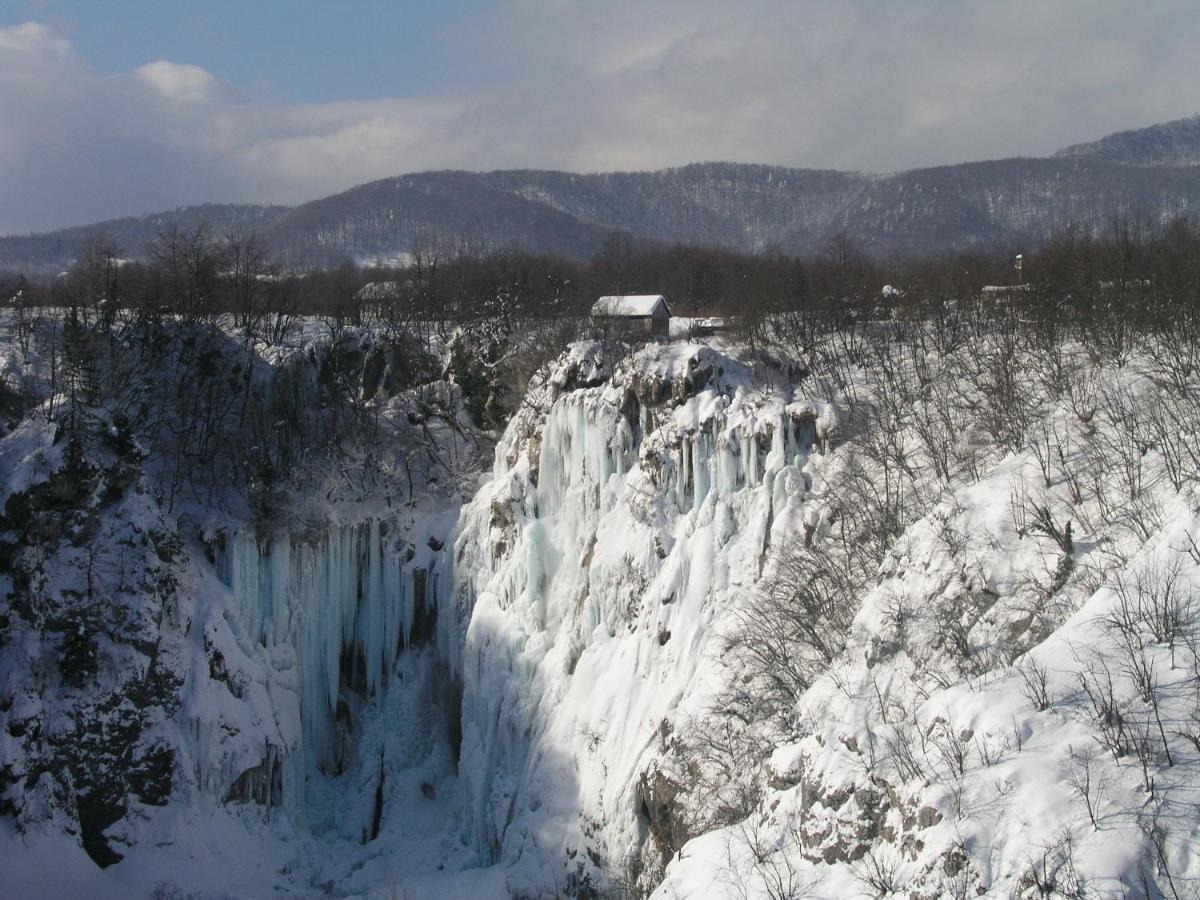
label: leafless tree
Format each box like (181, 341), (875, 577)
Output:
(1017, 657), (1053, 712)
(726, 537), (858, 728)
(222, 229), (272, 333)
(1064, 745), (1107, 831)
(152, 223), (219, 323)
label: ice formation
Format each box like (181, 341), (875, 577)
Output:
(185, 518), (456, 824)
(448, 342), (822, 888)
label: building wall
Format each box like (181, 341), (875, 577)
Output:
(592, 309), (671, 339)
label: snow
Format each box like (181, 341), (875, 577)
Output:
(5, 314), (1200, 898)
(592, 294), (670, 318)
(443, 340), (825, 890)
(0, 417), (58, 504)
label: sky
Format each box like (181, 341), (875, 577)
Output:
(1, 0), (1198, 234)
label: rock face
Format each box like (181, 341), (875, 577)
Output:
(637, 761), (703, 865)
(1, 438), (186, 866)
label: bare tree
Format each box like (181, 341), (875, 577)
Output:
(152, 224), (219, 323)
(1064, 745), (1107, 831)
(223, 229), (272, 333)
(726, 537), (857, 728)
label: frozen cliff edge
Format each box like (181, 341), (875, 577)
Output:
(448, 340), (830, 893)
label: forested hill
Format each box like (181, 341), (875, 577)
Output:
(7, 117), (1200, 275)
(1055, 113), (1200, 167)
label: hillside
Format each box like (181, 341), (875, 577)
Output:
(1055, 114), (1200, 167)
(0, 204), (290, 276)
(7, 118), (1200, 276)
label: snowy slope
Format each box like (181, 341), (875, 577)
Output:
(4, 314), (1200, 898)
(652, 346), (1200, 898)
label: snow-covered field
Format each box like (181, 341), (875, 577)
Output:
(2, 309), (1200, 897)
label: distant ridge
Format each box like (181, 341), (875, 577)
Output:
(1055, 114), (1200, 167)
(6, 116), (1200, 276)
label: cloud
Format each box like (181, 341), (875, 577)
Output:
(0, 22), (484, 232)
(1, 3), (1198, 234)
(134, 60), (228, 103)
(464, 0), (1200, 174)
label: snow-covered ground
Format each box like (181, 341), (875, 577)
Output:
(3, 310), (1200, 897)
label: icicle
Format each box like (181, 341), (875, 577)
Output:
(364, 521), (385, 697)
(716, 430), (739, 497)
(692, 430), (710, 512)
(773, 418), (785, 457)
(214, 514), (444, 782)
(677, 437), (691, 512)
(742, 432), (757, 488)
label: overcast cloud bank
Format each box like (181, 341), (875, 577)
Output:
(2, 1), (1198, 233)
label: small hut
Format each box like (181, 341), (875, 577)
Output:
(355, 281), (402, 302)
(591, 294), (672, 338)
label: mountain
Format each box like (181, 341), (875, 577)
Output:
(7, 117), (1200, 276)
(0, 203), (290, 276)
(1055, 113), (1200, 166)
(269, 170), (618, 267)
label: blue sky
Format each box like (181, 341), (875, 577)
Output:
(1, 0), (1198, 233)
(3, 0), (488, 100)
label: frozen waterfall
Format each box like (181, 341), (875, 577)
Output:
(448, 356), (823, 886)
(207, 520), (454, 793)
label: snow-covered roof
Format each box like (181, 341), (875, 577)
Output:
(355, 281), (401, 301)
(591, 294), (671, 318)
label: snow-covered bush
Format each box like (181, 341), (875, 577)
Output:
(725, 537), (857, 730)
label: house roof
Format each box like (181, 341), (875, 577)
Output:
(355, 281), (401, 301)
(591, 294), (671, 317)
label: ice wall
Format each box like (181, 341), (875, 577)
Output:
(450, 343), (819, 889)
(190, 518), (454, 816)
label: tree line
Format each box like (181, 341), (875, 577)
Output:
(5, 214), (1200, 335)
